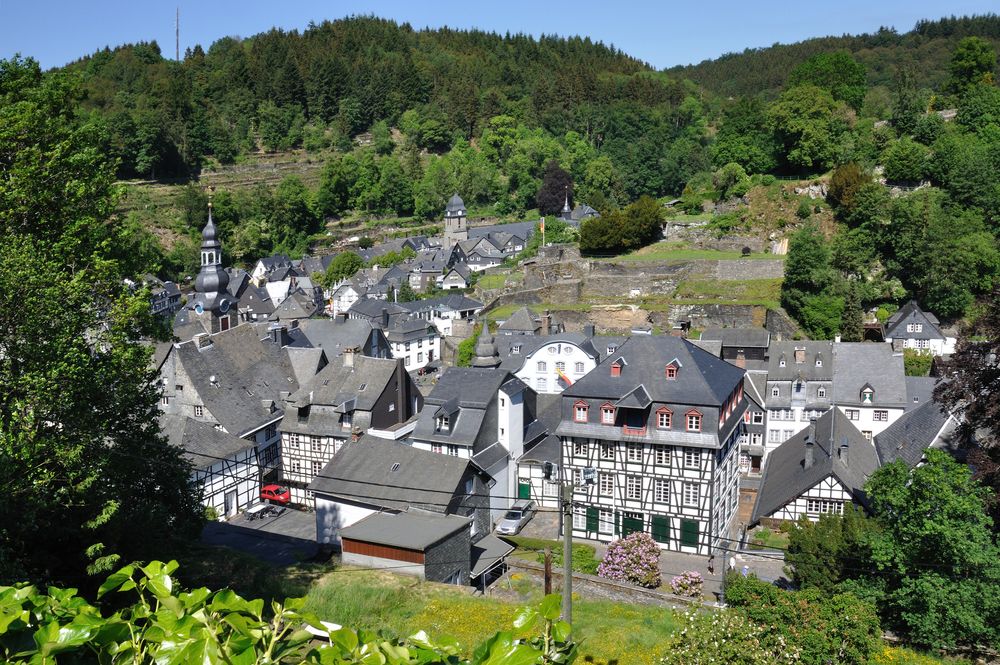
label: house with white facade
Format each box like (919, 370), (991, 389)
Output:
(162, 414), (261, 519)
(504, 335), (602, 394)
(750, 408), (878, 526)
(884, 300), (956, 356)
(832, 343), (908, 440)
(386, 318), (440, 370)
(764, 341), (834, 454)
(400, 294), (483, 337)
(556, 336), (747, 555)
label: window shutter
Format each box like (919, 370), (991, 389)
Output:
(651, 515), (669, 543)
(586, 506), (598, 532)
(614, 510), (620, 536)
(680, 519), (699, 547)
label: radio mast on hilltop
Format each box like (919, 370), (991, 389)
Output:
(175, 7), (180, 61)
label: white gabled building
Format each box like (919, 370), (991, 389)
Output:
(883, 300), (956, 356)
(750, 408), (879, 526)
(832, 343), (908, 440)
(556, 336), (747, 555)
(509, 336), (602, 394)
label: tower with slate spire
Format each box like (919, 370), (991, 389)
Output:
(187, 189), (238, 333)
(560, 187), (573, 221)
(471, 324), (500, 369)
(443, 193), (468, 242)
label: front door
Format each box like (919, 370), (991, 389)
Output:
(224, 490), (237, 517)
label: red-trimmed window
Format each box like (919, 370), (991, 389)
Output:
(665, 364), (678, 380)
(610, 359), (623, 377)
(574, 400), (589, 423)
(656, 407), (672, 429)
(601, 403), (616, 425)
(686, 410), (702, 432)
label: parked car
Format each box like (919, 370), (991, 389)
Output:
(496, 499), (536, 536)
(260, 484), (291, 505)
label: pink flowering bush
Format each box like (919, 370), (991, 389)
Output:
(596, 532), (661, 588)
(669, 570), (704, 598)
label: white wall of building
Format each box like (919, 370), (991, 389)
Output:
(764, 475), (854, 523)
(194, 447), (260, 518)
(391, 334), (440, 371)
(315, 496), (378, 546)
(515, 342), (598, 394)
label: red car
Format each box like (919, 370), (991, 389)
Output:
(260, 484), (291, 505)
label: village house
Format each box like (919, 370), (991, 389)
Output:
(280, 348), (422, 503)
(556, 336), (747, 555)
(831, 343), (908, 440)
(883, 300), (956, 356)
(764, 341), (834, 451)
(399, 294), (483, 336)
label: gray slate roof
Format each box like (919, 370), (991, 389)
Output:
(751, 408), (879, 524)
(767, 341), (834, 380)
(562, 336), (745, 407)
(308, 436), (473, 512)
(885, 300), (944, 340)
(874, 399), (959, 467)
(293, 318), (378, 356)
(340, 509), (471, 550)
(286, 354), (401, 413)
(160, 414), (256, 470)
(174, 325), (298, 436)
(471, 534), (516, 577)
(701, 328), (770, 348)
(399, 294), (483, 315)
(832, 343), (907, 407)
(412, 368), (511, 447)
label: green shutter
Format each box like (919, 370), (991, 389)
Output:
(614, 510), (620, 536)
(651, 515), (669, 543)
(622, 515), (643, 537)
(585, 506), (599, 532)
(680, 519), (699, 547)
(518, 482), (531, 500)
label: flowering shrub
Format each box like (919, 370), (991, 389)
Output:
(596, 532), (661, 588)
(669, 570), (703, 598)
(660, 608), (801, 665)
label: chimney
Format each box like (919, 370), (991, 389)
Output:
(195, 333), (213, 350)
(804, 417), (817, 469)
(794, 348), (805, 364)
(541, 310), (551, 334)
(337, 311), (349, 323)
(351, 427), (362, 443)
(734, 352), (746, 369)
(839, 441), (849, 466)
(834, 334), (842, 343)
(583, 323), (595, 338)
(343, 346), (357, 368)
(269, 324), (289, 347)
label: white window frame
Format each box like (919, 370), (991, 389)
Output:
(598, 508), (613, 534)
(654, 445), (670, 465)
(627, 443), (642, 462)
(599, 443), (614, 460)
(626, 476), (642, 500)
(599, 473), (613, 496)
(684, 449), (700, 469)
(654, 478), (670, 504)
(682, 482), (700, 507)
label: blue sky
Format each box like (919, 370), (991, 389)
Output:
(2, 1), (998, 70)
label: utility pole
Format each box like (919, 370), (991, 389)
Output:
(561, 482), (573, 623)
(175, 7), (180, 61)
(543, 548), (552, 595)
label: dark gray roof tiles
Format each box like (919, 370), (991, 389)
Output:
(498, 307), (541, 333)
(831, 343), (907, 407)
(751, 408), (879, 524)
(767, 341), (834, 380)
(160, 414), (256, 470)
(701, 328), (771, 348)
(905, 376), (939, 410)
(562, 336), (745, 407)
(874, 399), (958, 468)
(286, 354), (402, 413)
(399, 294), (483, 314)
(308, 435), (473, 512)
(885, 300), (944, 339)
(174, 325), (299, 436)
(293, 319), (378, 356)
(340, 510), (471, 550)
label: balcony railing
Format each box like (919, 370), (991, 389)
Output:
(622, 425), (647, 436)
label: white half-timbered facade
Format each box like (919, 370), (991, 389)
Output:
(556, 336), (747, 555)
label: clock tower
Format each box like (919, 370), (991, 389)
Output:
(187, 193), (238, 333)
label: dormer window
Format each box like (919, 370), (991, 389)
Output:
(818, 387), (827, 398)
(436, 415), (451, 432)
(607, 345), (617, 354)
(860, 385), (875, 405)
(656, 407), (672, 429)
(686, 410), (702, 432)
(815, 357), (823, 367)
(341, 412), (353, 429)
(771, 387), (779, 397)
(601, 404), (616, 425)
(779, 358), (786, 368)
(610, 358), (624, 377)
(512, 345), (521, 353)
(665, 364), (678, 380)
(574, 401), (589, 423)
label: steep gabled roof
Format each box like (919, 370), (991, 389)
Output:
(308, 435), (473, 512)
(874, 399), (959, 468)
(286, 354), (402, 413)
(885, 300), (944, 339)
(160, 414), (256, 471)
(832, 343), (907, 407)
(751, 408), (878, 525)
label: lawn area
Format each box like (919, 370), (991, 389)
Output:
(674, 278), (783, 307)
(503, 535), (601, 574)
(605, 241), (784, 263)
(486, 302), (592, 321)
(476, 272), (519, 290)
(747, 527), (790, 551)
(302, 567), (679, 664)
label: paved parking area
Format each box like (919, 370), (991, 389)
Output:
(201, 507), (318, 566)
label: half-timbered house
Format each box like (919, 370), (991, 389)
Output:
(557, 336), (747, 555)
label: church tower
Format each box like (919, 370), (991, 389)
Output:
(471, 324), (500, 369)
(443, 193), (468, 242)
(187, 191), (238, 334)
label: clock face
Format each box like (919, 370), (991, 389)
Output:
(219, 300), (230, 313)
(194, 303), (204, 315)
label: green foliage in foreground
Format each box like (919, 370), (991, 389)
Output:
(0, 561), (577, 664)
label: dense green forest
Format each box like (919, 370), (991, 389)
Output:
(52, 13), (1000, 332)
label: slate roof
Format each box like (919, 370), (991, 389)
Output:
(286, 354), (401, 413)
(471, 534), (516, 578)
(258, 254), (292, 271)
(160, 414), (256, 470)
(445, 193), (466, 214)
(271, 288), (321, 321)
(225, 268), (252, 299)
(468, 220), (539, 241)
(832, 343), (907, 407)
(293, 319), (379, 357)
(701, 328), (771, 348)
(562, 336), (745, 407)
(340, 510), (471, 550)
(767, 341), (834, 380)
(874, 399), (959, 468)
(348, 298), (409, 327)
(298, 254), (335, 277)
(399, 294), (483, 315)
(498, 307), (542, 334)
(385, 318), (437, 343)
(412, 368), (511, 448)
(308, 435), (473, 512)
(885, 300), (945, 340)
(173, 325), (298, 436)
(744, 372), (768, 410)
(751, 408), (879, 524)
(905, 376), (938, 410)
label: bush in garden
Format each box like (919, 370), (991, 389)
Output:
(669, 570), (704, 598)
(660, 608), (801, 665)
(596, 532), (661, 588)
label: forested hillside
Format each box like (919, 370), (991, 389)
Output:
(667, 14), (1000, 99)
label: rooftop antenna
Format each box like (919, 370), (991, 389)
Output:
(175, 7), (180, 61)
